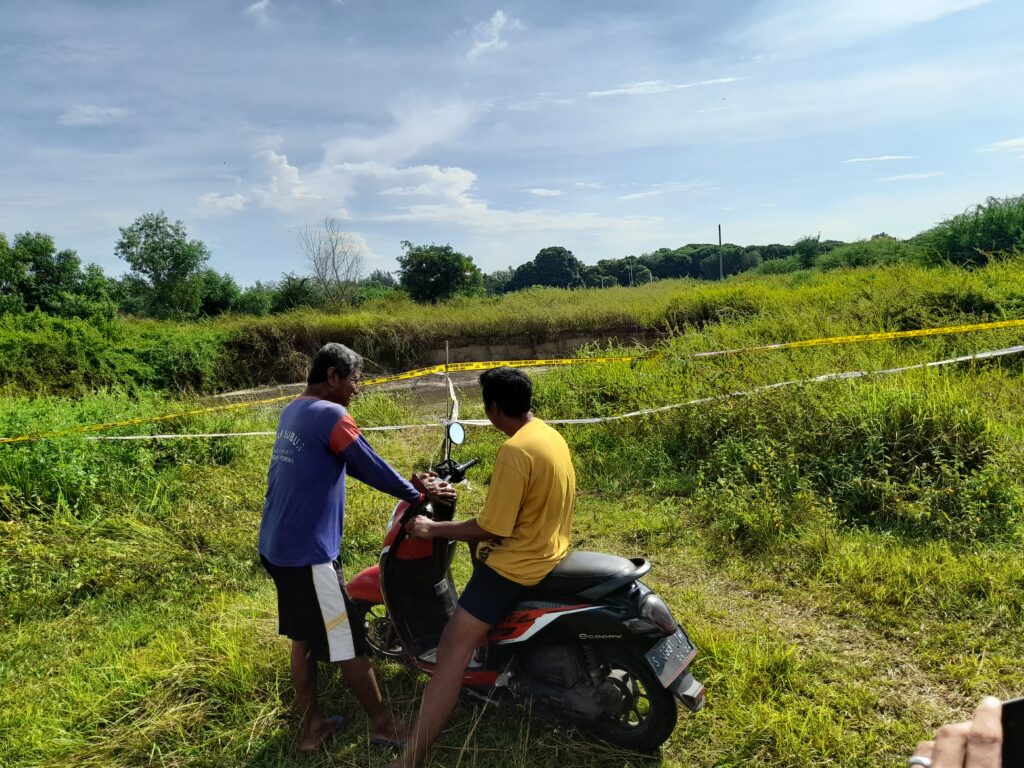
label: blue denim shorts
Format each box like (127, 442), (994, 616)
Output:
(458, 561), (525, 625)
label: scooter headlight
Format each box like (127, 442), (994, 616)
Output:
(640, 593), (678, 634)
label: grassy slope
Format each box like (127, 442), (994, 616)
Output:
(3, 259), (1024, 766)
(5, 253), (1024, 396)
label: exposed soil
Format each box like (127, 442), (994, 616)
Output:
(226, 325), (665, 390)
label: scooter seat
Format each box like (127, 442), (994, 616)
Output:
(535, 551), (651, 600)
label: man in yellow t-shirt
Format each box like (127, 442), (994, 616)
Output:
(388, 367), (575, 768)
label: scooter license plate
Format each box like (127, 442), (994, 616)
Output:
(645, 628), (695, 687)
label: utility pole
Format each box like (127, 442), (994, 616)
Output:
(718, 224), (723, 281)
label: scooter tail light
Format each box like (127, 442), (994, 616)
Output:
(640, 594), (678, 634)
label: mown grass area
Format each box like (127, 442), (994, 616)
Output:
(3, 259), (1024, 767)
(3, 254), (1024, 396)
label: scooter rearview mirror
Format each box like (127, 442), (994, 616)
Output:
(447, 422), (466, 445)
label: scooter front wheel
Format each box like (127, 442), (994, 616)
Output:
(585, 645), (677, 752)
(358, 602), (404, 659)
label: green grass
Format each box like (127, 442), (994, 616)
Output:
(3, 253), (1024, 397)
(3, 258), (1024, 766)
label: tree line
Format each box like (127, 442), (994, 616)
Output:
(2, 195), (1021, 318)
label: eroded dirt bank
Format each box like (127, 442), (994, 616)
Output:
(227, 325), (664, 391)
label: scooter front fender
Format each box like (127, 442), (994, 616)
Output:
(347, 564), (382, 604)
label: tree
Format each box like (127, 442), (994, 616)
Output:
(111, 275), (153, 316)
(759, 243), (796, 261)
(352, 269), (401, 305)
(57, 263), (118, 321)
(196, 268), (241, 316)
(397, 241), (483, 303)
(794, 234), (822, 269)
(11, 233), (82, 313)
(579, 265), (612, 288)
(0, 231), (116, 318)
(299, 217), (366, 307)
(699, 245), (760, 279)
(0, 233), (26, 314)
(272, 272), (323, 313)
(115, 211), (210, 318)
(506, 246), (584, 291)
(534, 246), (583, 288)
(234, 283), (275, 316)
(921, 195), (1024, 266)
(483, 268), (513, 294)
(364, 268), (397, 288)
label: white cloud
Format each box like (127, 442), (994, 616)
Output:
(736, 0), (994, 53)
(379, 197), (661, 237)
(194, 105), (477, 221)
(979, 137), (1024, 155)
(249, 149), (324, 211)
(588, 77), (743, 99)
(333, 161), (478, 202)
(378, 185), (435, 197)
(467, 10), (523, 59)
(639, 63), (999, 147)
(57, 105), (128, 126)
(877, 172), (944, 182)
(618, 182), (714, 201)
(323, 102), (477, 165)
(525, 188), (564, 197)
(195, 192), (248, 215)
(245, 0), (272, 27)
(359, 161), (662, 238)
(574, 182), (603, 189)
(843, 155), (916, 163)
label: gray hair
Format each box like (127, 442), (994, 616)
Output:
(308, 343), (362, 384)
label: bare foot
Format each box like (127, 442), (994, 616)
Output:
(297, 714), (346, 752)
(370, 714), (410, 746)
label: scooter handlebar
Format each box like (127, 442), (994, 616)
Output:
(400, 458), (479, 526)
(451, 457), (480, 482)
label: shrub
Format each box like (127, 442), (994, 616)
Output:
(815, 236), (921, 271)
(920, 195), (1024, 266)
(750, 255), (802, 275)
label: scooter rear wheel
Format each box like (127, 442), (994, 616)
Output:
(585, 645), (677, 752)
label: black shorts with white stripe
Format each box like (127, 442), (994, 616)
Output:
(260, 555), (368, 662)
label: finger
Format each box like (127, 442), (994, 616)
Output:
(909, 741), (934, 768)
(913, 740), (934, 760)
(931, 721), (970, 767)
(965, 696), (1002, 768)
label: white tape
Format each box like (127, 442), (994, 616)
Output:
(84, 345), (1024, 441)
(86, 424), (443, 441)
(447, 373), (460, 422)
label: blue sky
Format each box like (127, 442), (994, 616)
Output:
(1, 0), (1022, 285)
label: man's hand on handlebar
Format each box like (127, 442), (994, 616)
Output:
(416, 471), (457, 504)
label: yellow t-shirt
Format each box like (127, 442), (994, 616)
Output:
(475, 419), (576, 586)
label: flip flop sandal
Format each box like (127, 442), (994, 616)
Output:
(369, 735), (408, 749)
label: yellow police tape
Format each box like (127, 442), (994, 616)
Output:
(360, 355), (640, 386)
(3, 316), (1023, 445)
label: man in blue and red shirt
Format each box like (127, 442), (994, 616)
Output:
(259, 342), (451, 752)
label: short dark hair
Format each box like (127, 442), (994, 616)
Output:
(479, 367), (532, 417)
(308, 343), (362, 384)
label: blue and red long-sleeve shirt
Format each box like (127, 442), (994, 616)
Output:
(258, 396), (422, 567)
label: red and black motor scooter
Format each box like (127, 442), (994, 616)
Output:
(347, 422), (704, 752)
